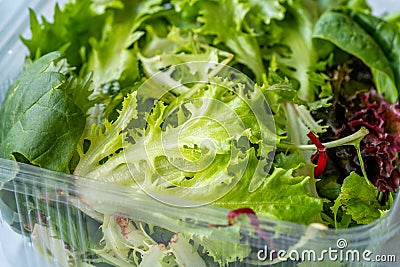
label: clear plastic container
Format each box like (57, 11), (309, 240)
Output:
(2, 157), (400, 267)
(1, 1), (400, 267)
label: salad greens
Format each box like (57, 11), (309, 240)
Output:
(313, 10), (399, 102)
(0, 0), (400, 266)
(0, 52), (85, 172)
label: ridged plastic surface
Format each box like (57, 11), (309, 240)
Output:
(1, 1), (400, 267)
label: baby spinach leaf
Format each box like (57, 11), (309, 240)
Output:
(0, 52), (85, 172)
(345, 10), (400, 101)
(313, 11), (398, 102)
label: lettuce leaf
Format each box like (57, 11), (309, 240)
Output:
(2, 0), (400, 266)
(215, 165), (323, 224)
(196, 0), (267, 83)
(22, 0), (108, 68)
(332, 172), (387, 227)
(74, 66), (277, 204)
(183, 224), (251, 265)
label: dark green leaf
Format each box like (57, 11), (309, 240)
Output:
(313, 11), (398, 102)
(22, 1), (106, 68)
(345, 10), (400, 102)
(0, 52), (85, 172)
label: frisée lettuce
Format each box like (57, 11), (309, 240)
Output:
(0, 0), (399, 266)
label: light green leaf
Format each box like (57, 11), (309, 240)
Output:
(197, 0), (265, 82)
(86, 1), (144, 97)
(215, 163), (323, 224)
(183, 223), (251, 265)
(73, 92), (138, 183)
(272, 1), (321, 102)
(246, 0), (286, 25)
(169, 233), (207, 267)
(333, 172), (385, 225)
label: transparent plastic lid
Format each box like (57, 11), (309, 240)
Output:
(1, 156), (400, 266)
(1, 1), (400, 266)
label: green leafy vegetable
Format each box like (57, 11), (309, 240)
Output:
(75, 72), (277, 203)
(0, 0), (399, 266)
(215, 165), (323, 224)
(313, 11), (399, 102)
(0, 52), (85, 172)
(332, 172), (387, 226)
(346, 10), (400, 99)
(196, 0), (266, 83)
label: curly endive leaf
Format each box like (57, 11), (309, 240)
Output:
(73, 92), (138, 183)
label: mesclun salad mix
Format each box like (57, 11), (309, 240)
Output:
(0, 0), (400, 266)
